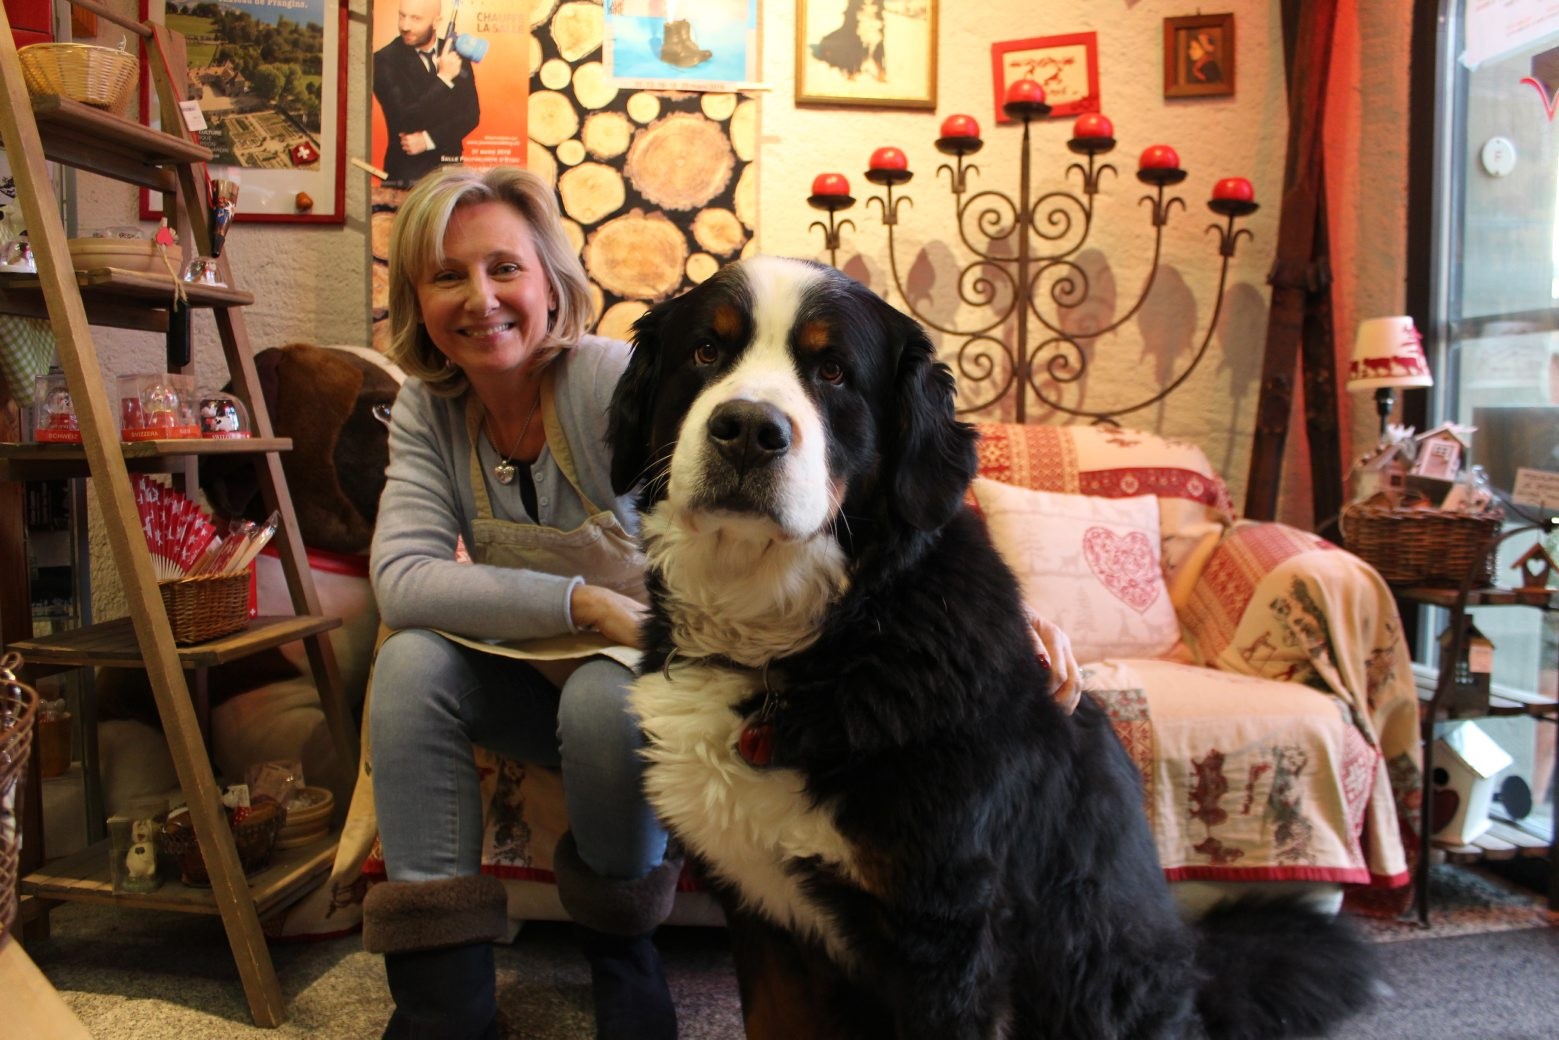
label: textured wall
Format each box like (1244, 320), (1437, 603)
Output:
(68, 0), (1411, 613)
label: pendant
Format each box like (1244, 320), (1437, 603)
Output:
(492, 460), (517, 485)
(737, 721), (774, 768)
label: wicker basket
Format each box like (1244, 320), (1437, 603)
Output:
(2, 653), (41, 943)
(18, 43), (139, 115)
(158, 803), (286, 886)
(158, 572), (250, 644)
(1339, 504), (1503, 586)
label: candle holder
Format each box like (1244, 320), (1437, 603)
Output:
(815, 113), (1259, 424)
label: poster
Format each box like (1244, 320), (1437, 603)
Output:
(369, 0), (531, 188)
(1463, 0), (1559, 67)
(604, 0), (761, 92)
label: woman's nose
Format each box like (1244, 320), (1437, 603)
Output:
(462, 274), (497, 312)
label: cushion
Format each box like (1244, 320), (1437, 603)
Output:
(973, 478), (1184, 664)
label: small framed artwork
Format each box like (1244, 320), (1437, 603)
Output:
(139, 0), (348, 224)
(796, 0), (938, 110)
(989, 32), (1100, 125)
(1163, 13), (1235, 99)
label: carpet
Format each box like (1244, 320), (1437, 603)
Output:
(22, 863), (1556, 1038)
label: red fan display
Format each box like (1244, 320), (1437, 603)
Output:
(130, 476), (278, 579)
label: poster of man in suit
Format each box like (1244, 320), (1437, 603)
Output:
(371, 0), (529, 188)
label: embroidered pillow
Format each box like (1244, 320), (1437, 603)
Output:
(972, 478), (1184, 665)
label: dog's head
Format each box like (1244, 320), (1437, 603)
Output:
(607, 257), (977, 554)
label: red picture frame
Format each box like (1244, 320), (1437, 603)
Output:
(990, 32), (1100, 125)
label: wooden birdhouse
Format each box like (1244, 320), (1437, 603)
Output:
(1351, 442), (1411, 505)
(1430, 720), (1513, 845)
(1511, 542), (1555, 593)
(1410, 423), (1469, 481)
(1436, 617), (1494, 716)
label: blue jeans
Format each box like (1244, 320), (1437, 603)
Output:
(369, 628), (668, 883)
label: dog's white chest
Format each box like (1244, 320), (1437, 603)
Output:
(631, 666), (859, 961)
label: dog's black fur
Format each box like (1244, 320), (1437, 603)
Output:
(608, 259), (1375, 1039)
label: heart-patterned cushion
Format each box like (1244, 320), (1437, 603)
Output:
(972, 478), (1185, 664)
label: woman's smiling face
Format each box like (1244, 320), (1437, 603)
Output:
(416, 199), (555, 381)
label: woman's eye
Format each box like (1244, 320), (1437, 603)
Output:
(818, 360), (845, 384)
(693, 342), (719, 365)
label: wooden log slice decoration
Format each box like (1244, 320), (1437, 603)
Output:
(700, 93), (737, 121)
(540, 58), (571, 90)
(686, 252), (718, 285)
(734, 164), (757, 229)
(730, 100), (758, 162)
(588, 282), (605, 325)
(557, 139), (586, 167)
(371, 210), (396, 264)
(626, 112), (735, 212)
(371, 184), (410, 210)
(597, 300), (648, 344)
(582, 110), (632, 159)
(584, 209), (688, 301)
(527, 0), (558, 29)
(530, 90), (579, 147)
(741, 238), (758, 259)
(527, 140), (558, 187)
(572, 61), (617, 112)
(372, 261), (391, 321)
(558, 162), (626, 226)
(691, 208), (744, 257)
(626, 92), (661, 124)
(561, 217), (585, 260)
(551, 2), (603, 63)
(529, 34), (543, 75)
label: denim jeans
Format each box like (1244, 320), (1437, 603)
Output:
(369, 628), (668, 882)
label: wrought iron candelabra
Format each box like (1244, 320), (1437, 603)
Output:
(808, 88), (1260, 424)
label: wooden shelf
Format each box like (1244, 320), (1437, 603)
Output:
(29, 92), (211, 193)
(1435, 818), (1552, 864)
(6, 614), (341, 669)
(0, 437), (292, 481)
(1395, 584), (1557, 610)
(22, 830), (338, 918)
(0, 267), (254, 316)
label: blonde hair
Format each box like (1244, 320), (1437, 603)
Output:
(384, 165), (593, 396)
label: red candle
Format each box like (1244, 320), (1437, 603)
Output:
(811, 172), (851, 197)
(1211, 176), (1254, 203)
(869, 146), (909, 172)
(1138, 144), (1181, 171)
(1072, 113), (1114, 139)
(940, 114), (980, 139)
(1005, 78), (1046, 106)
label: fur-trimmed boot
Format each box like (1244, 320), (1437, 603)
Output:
(659, 19), (711, 68)
(553, 831), (681, 1040)
(362, 874), (510, 1040)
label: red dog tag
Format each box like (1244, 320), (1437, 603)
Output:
(737, 722), (774, 767)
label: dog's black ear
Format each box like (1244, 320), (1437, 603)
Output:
(606, 305), (663, 495)
(887, 306), (978, 531)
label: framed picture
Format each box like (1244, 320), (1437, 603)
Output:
(139, 0), (348, 224)
(1163, 13), (1235, 99)
(989, 32), (1099, 125)
(796, 0), (938, 110)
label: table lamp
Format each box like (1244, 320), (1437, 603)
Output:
(1347, 316), (1433, 438)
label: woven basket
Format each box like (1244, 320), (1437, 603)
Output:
(1339, 504), (1503, 586)
(18, 43), (139, 115)
(158, 803), (286, 886)
(158, 572), (250, 644)
(2, 654), (41, 943)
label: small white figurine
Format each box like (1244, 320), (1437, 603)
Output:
(125, 817), (158, 882)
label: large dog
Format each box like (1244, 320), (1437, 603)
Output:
(607, 257), (1375, 1039)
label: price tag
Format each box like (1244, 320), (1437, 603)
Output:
(178, 100), (207, 132)
(1468, 642), (1494, 674)
(1511, 467), (1559, 509)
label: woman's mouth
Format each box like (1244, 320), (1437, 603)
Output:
(460, 322), (515, 340)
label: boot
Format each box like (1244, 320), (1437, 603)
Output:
(363, 874), (510, 1040)
(660, 19), (711, 68)
(553, 831), (681, 1040)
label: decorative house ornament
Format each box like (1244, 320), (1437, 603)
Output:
(1430, 720), (1514, 845)
(1436, 617), (1494, 716)
(1410, 422), (1473, 481)
(1510, 542), (1556, 592)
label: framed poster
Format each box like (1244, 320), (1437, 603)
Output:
(1163, 13), (1235, 99)
(604, 0), (762, 92)
(796, 0), (937, 110)
(368, 0), (532, 190)
(139, 0), (348, 224)
(989, 32), (1099, 125)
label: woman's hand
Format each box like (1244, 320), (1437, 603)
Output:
(571, 583), (648, 649)
(1024, 605), (1081, 714)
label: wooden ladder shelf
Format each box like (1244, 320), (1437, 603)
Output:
(0, 2), (357, 1027)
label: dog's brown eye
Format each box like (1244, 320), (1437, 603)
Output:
(818, 360), (845, 384)
(693, 342), (719, 365)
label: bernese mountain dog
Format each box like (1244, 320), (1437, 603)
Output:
(606, 256), (1375, 1039)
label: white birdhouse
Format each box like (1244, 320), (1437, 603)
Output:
(1430, 720), (1514, 846)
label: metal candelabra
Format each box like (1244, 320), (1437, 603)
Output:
(808, 93), (1259, 424)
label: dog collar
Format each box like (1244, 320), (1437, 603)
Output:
(661, 648), (783, 768)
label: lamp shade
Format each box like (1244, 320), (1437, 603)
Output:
(1347, 316), (1433, 391)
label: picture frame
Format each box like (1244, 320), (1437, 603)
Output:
(796, 0), (938, 110)
(989, 32), (1099, 126)
(139, 0), (348, 224)
(1163, 13), (1235, 99)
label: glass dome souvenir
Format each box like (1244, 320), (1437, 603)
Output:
(33, 374), (81, 443)
(198, 391), (251, 439)
(118, 372), (198, 441)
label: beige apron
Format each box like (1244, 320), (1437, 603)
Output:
(269, 366), (644, 938)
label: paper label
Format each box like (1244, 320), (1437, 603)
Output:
(1511, 467), (1559, 508)
(1468, 642), (1494, 674)
(178, 100), (207, 132)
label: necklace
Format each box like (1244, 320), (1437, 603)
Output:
(490, 391), (541, 486)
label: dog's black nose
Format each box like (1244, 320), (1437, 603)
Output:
(708, 400), (791, 471)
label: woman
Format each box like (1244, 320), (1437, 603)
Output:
(363, 165), (675, 1040)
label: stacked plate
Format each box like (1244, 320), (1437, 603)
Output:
(274, 786), (333, 849)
